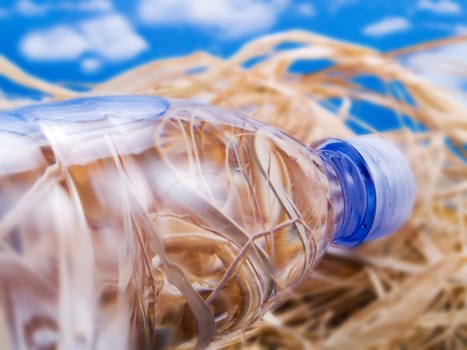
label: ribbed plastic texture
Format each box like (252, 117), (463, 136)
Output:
(318, 136), (415, 246)
(347, 135), (416, 240)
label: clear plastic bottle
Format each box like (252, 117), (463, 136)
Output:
(0, 96), (415, 350)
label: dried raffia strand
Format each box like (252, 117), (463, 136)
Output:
(0, 31), (466, 349)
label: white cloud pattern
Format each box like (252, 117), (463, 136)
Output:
(455, 24), (467, 34)
(81, 57), (103, 73)
(79, 15), (148, 61)
(363, 17), (411, 37)
(4, 0), (112, 16)
(296, 3), (315, 17)
(20, 26), (90, 60)
(417, 0), (461, 15)
(20, 14), (148, 66)
(403, 43), (467, 95)
(138, 0), (289, 38)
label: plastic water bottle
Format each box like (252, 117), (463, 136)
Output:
(0, 96), (415, 350)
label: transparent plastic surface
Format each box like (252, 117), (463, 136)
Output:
(0, 97), (337, 349)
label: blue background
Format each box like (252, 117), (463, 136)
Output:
(0, 0), (466, 139)
(1, 0), (466, 88)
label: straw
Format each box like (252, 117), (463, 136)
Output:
(0, 30), (466, 349)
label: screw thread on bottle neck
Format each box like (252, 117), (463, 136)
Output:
(318, 139), (377, 246)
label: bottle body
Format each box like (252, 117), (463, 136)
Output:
(0, 96), (414, 350)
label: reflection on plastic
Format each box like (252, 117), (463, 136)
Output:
(0, 96), (415, 350)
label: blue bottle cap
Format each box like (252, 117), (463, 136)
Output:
(346, 135), (415, 241)
(318, 135), (415, 246)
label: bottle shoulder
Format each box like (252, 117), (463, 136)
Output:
(0, 96), (339, 349)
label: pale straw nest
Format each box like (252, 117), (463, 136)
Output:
(1, 31), (466, 349)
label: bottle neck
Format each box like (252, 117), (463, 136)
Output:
(317, 139), (377, 247)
